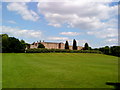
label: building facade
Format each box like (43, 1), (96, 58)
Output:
(30, 41), (83, 50)
(30, 42), (65, 49)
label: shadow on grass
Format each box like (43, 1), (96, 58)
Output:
(1, 82), (120, 90)
(106, 82), (120, 90)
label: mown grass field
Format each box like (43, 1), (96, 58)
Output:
(2, 53), (118, 88)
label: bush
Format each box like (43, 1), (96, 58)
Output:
(26, 48), (102, 54)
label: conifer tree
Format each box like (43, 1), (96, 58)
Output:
(65, 41), (69, 49)
(73, 39), (77, 50)
(84, 43), (89, 50)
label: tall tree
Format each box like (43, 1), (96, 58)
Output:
(65, 41), (69, 49)
(84, 43), (89, 50)
(73, 39), (77, 50)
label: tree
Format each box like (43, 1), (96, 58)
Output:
(20, 39), (26, 49)
(1, 34), (26, 53)
(65, 41), (69, 49)
(99, 46), (120, 57)
(104, 46), (110, 55)
(73, 39), (77, 50)
(38, 43), (45, 48)
(84, 43), (89, 50)
(8, 37), (25, 53)
(110, 46), (120, 57)
(20, 39), (25, 44)
(2, 34), (9, 52)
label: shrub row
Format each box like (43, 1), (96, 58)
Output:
(26, 48), (102, 54)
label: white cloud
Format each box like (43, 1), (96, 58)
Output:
(37, 1), (118, 30)
(7, 2), (39, 21)
(37, 1), (118, 47)
(87, 28), (118, 38)
(48, 23), (61, 27)
(8, 20), (16, 24)
(3, 0), (32, 2)
(105, 38), (118, 43)
(0, 3), (1, 10)
(77, 40), (89, 46)
(60, 32), (80, 36)
(103, 38), (118, 46)
(1, 26), (42, 38)
(48, 37), (69, 41)
(3, 0), (120, 2)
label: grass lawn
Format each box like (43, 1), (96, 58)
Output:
(0, 53), (2, 89)
(2, 53), (118, 88)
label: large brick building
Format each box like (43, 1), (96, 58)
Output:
(30, 41), (83, 50)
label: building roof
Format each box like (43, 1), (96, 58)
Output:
(40, 42), (64, 44)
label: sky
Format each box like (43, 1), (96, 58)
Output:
(1, 0), (119, 48)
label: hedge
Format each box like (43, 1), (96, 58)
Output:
(26, 48), (102, 54)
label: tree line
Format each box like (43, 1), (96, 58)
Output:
(93, 46), (120, 57)
(1, 34), (120, 57)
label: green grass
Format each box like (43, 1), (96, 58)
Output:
(2, 53), (118, 88)
(0, 53), (2, 89)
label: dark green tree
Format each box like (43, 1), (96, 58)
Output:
(2, 34), (9, 52)
(8, 37), (25, 53)
(38, 43), (45, 48)
(104, 46), (110, 55)
(20, 39), (26, 49)
(84, 43), (89, 50)
(110, 46), (120, 57)
(20, 39), (25, 44)
(1, 34), (25, 53)
(73, 39), (77, 50)
(65, 41), (69, 49)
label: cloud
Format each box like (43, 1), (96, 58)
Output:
(77, 40), (89, 45)
(87, 28), (118, 38)
(7, 2), (39, 21)
(1, 26), (42, 39)
(37, 1), (117, 30)
(103, 38), (118, 46)
(0, 3), (1, 10)
(105, 38), (118, 43)
(60, 32), (80, 36)
(48, 37), (69, 41)
(48, 23), (61, 27)
(37, 1), (118, 47)
(3, 0), (32, 2)
(8, 20), (17, 24)
(3, 0), (120, 2)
